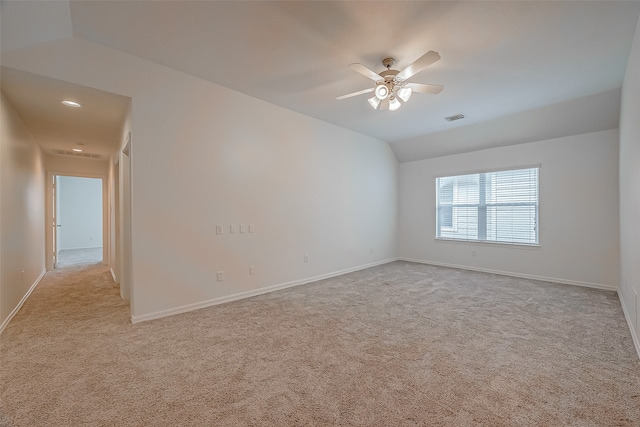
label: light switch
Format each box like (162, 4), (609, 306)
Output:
(230, 224), (236, 234)
(217, 271), (224, 282)
(240, 224), (246, 233)
(249, 223), (255, 233)
(216, 224), (223, 235)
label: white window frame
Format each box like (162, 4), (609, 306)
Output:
(435, 165), (540, 246)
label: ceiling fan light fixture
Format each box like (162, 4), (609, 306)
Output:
(389, 96), (401, 111)
(368, 96), (381, 110)
(398, 87), (412, 102)
(337, 50), (442, 112)
(374, 84), (389, 100)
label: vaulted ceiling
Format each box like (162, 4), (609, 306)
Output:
(2, 1), (640, 161)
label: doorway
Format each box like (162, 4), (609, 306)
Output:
(51, 174), (106, 269)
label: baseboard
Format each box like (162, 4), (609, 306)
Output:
(109, 268), (118, 283)
(0, 269), (46, 335)
(131, 258), (398, 324)
(399, 258), (617, 291)
(618, 292), (640, 361)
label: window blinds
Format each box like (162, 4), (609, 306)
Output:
(436, 167), (539, 245)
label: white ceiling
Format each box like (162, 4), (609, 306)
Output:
(2, 1), (640, 162)
(1, 66), (130, 159)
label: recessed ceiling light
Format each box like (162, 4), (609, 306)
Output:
(72, 148), (83, 152)
(62, 100), (81, 108)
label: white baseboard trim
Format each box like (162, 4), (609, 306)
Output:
(131, 258), (398, 324)
(618, 292), (640, 361)
(109, 268), (118, 284)
(0, 269), (46, 335)
(399, 258), (617, 292)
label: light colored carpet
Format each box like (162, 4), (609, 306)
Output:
(1, 261), (639, 426)
(56, 248), (103, 268)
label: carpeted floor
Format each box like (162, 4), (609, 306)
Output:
(56, 247), (103, 268)
(1, 261), (639, 426)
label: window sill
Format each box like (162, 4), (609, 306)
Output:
(434, 237), (540, 249)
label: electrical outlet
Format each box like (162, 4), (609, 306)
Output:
(304, 254), (309, 263)
(217, 271), (224, 282)
(472, 250), (476, 257)
(370, 248), (373, 255)
(216, 224), (223, 235)
(250, 266), (255, 275)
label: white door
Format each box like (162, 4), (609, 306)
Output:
(52, 174), (59, 269)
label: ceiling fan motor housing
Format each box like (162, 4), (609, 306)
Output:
(377, 68), (401, 100)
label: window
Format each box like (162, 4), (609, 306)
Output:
(436, 167), (539, 245)
(439, 180), (454, 229)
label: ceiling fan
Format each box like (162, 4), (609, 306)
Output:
(337, 51), (443, 111)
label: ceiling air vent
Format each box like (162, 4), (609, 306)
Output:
(445, 113), (465, 122)
(53, 149), (103, 160)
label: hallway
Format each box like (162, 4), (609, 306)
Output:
(56, 248), (103, 268)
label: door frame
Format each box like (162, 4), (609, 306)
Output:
(45, 171), (108, 270)
(119, 132), (133, 304)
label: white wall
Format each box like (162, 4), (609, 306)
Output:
(399, 129), (620, 289)
(2, 36), (398, 321)
(45, 155), (109, 176)
(56, 176), (103, 250)
(0, 92), (46, 331)
(619, 15), (640, 355)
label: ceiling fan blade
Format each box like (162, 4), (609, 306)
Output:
(348, 63), (383, 81)
(336, 87), (375, 100)
(406, 83), (444, 94)
(396, 51), (441, 81)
